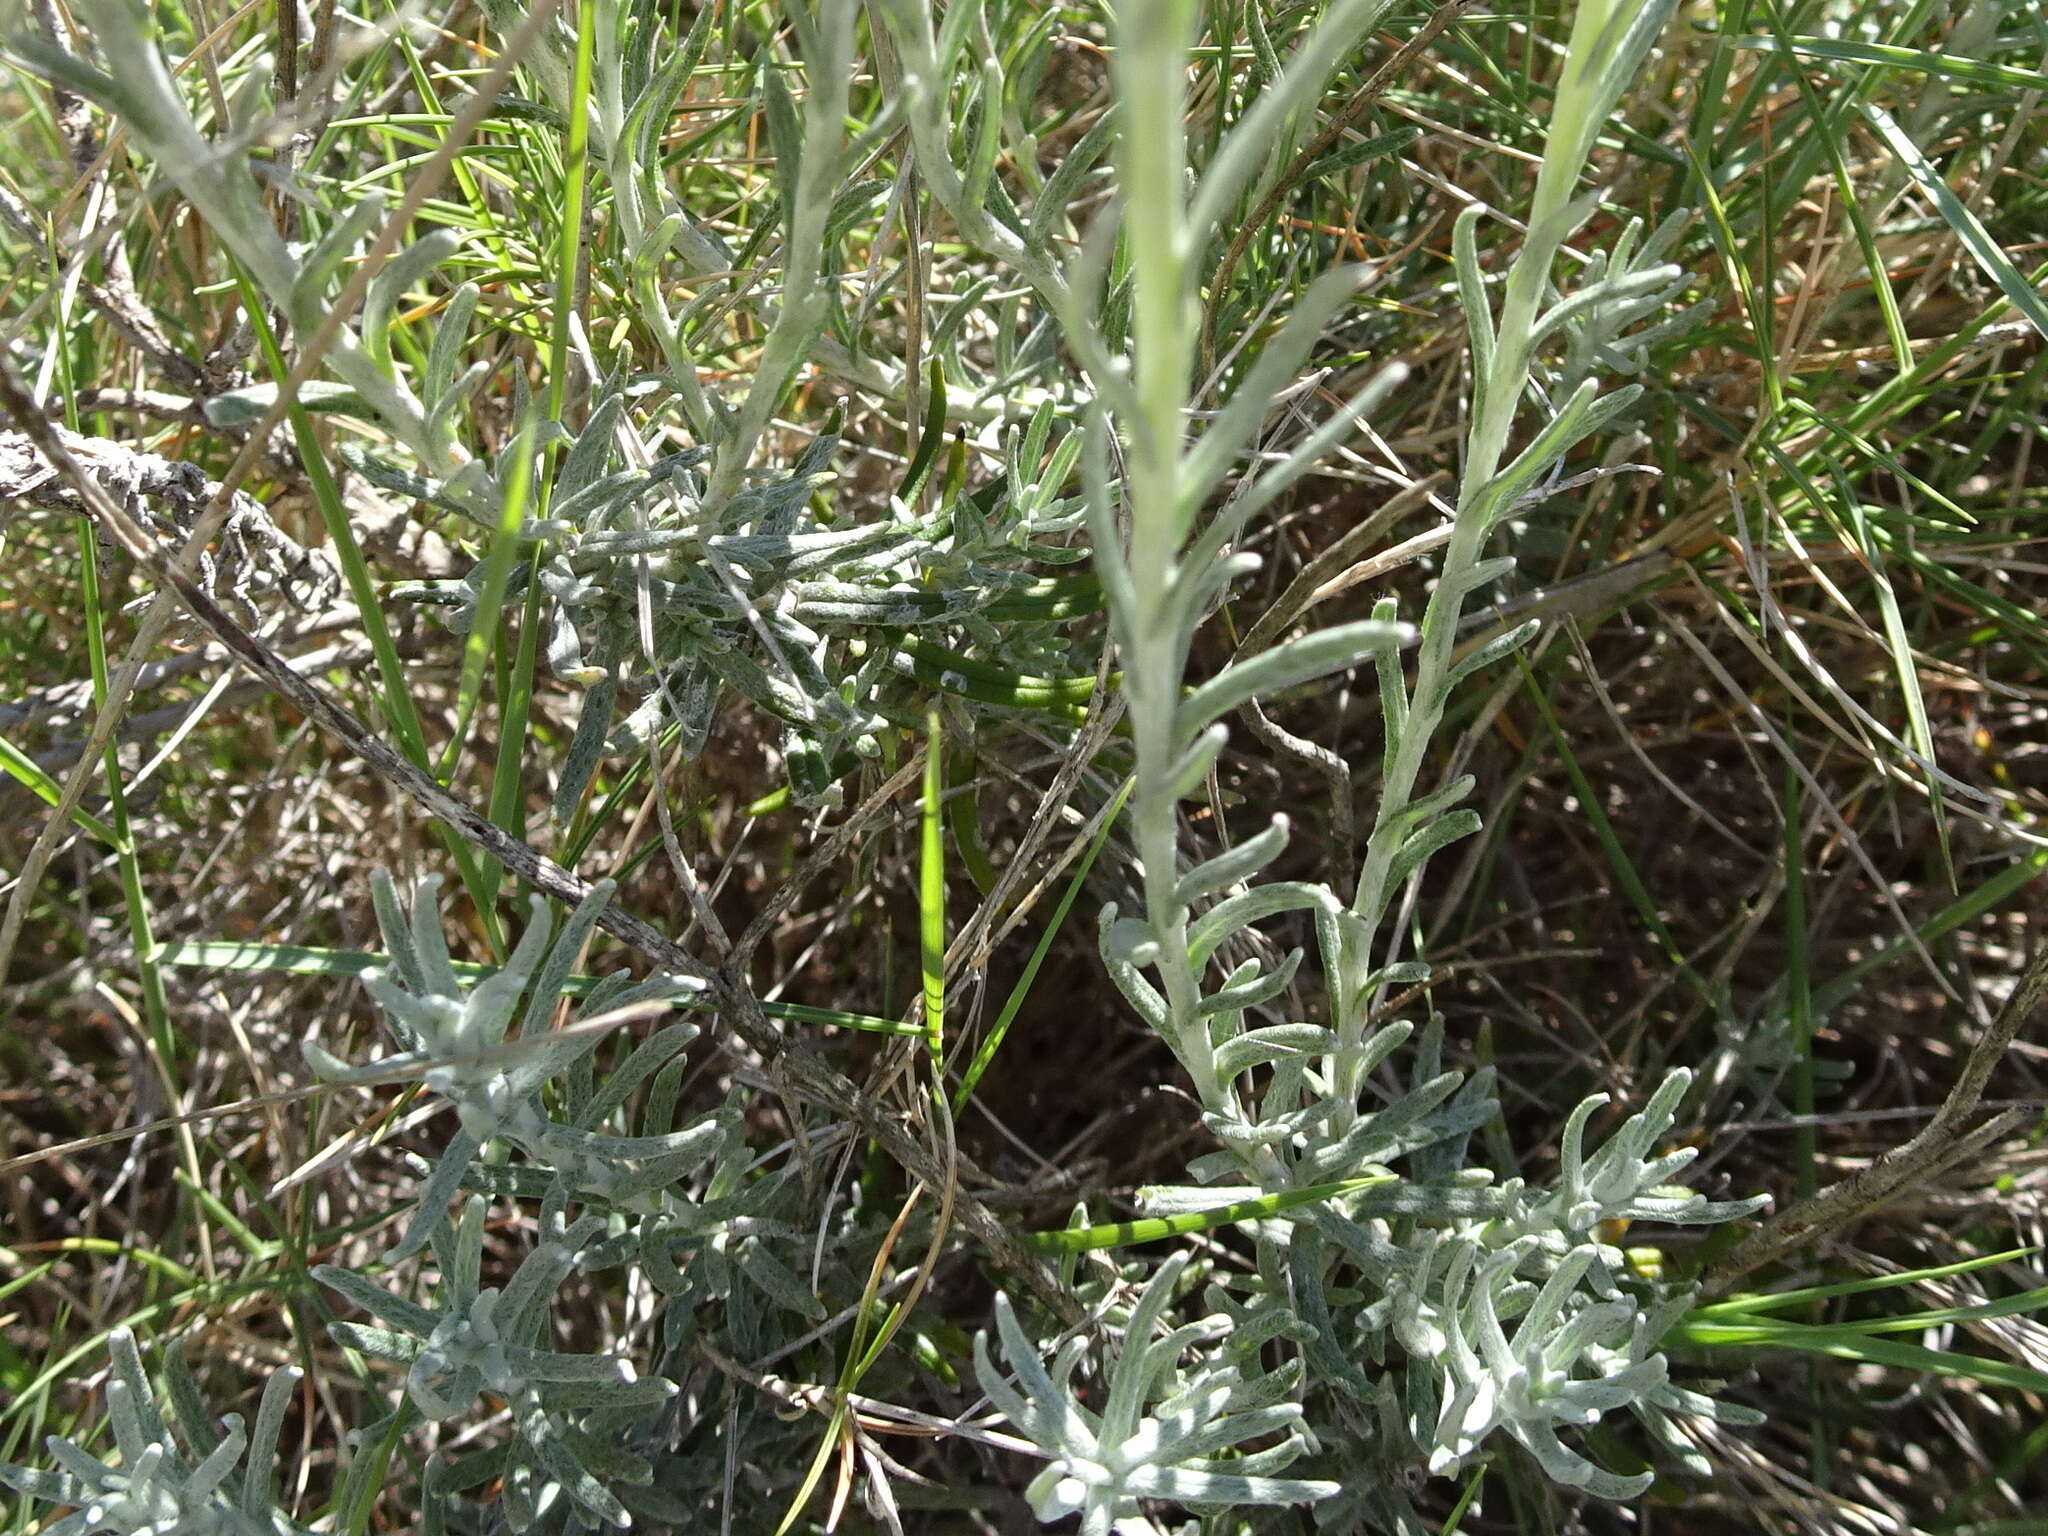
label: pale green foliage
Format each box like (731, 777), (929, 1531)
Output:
(316, 1200), (675, 1531)
(0, 1329), (308, 1536)
(388, 398), (1096, 811)
(9, 0), (1102, 810)
(956, 0), (1766, 1524)
(1273, 1062), (1761, 1504)
(1, 0), (1783, 1529)
(299, 873), (842, 1532)
(1391, 1244), (1753, 1499)
(304, 872), (708, 1260)
(976, 1256), (1335, 1536)
(419, 0), (1102, 808)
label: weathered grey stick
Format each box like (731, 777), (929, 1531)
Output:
(0, 367), (1083, 1324)
(1706, 944), (2048, 1289)
(0, 0), (571, 1003)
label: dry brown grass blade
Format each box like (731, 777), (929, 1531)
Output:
(1707, 943), (2048, 1289)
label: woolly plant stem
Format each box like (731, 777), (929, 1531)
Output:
(1112, 0), (1239, 1122)
(1350, 0), (1674, 943)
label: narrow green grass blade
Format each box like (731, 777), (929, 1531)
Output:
(387, 34), (518, 275)
(1762, 10), (1913, 376)
(897, 633), (1104, 713)
(480, 0), (599, 909)
(1734, 35), (2048, 94)
(1787, 403), (1976, 531)
(920, 709), (947, 1096)
(484, 567), (547, 906)
(31, 1236), (200, 1290)
(898, 357), (948, 503)
(1820, 455), (1954, 886)
(1696, 1285), (2048, 1339)
(334, 1402), (420, 1536)
(1811, 846), (2048, 1018)
(1693, 1246), (2040, 1318)
(1756, 426), (1961, 887)
(228, 270), (428, 769)
(229, 262), (504, 955)
(1779, 751), (1816, 1203)
(1517, 654), (1720, 1018)
(0, 727), (120, 844)
(1860, 100), (2048, 342)
(1681, 134), (1782, 416)
(440, 416), (537, 786)
(174, 1169), (275, 1261)
(563, 720), (685, 866)
(953, 777), (1133, 1114)
(1681, 1323), (2048, 1396)
(946, 743), (1000, 897)
(69, 513), (197, 1262)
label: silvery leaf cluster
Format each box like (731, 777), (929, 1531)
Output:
(316, 1199), (675, 1531)
(387, 393), (1096, 810)
(977, 1255), (1337, 1536)
(303, 873), (837, 1531)
(303, 872), (710, 1261)
(1002, 0), (1766, 1525)
(1299, 1067), (1764, 1499)
(0, 1329), (308, 1536)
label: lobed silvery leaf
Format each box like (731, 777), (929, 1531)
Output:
(305, 872), (701, 1258)
(0, 1329), (311, 1536)
(1186, 881), (1340, 967)
(975, 1256), (1337, 1536)
(1400, 1236), (1717, 1500)
(1503, 1069), (1770, 1247)
(316, 1201), (672, 1529)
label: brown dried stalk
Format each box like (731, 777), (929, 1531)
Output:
(1706, 943), (2048, 1289)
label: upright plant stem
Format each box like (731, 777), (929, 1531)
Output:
(1351, 0), (1657, 946)
(1103, 0), (1312, 1158)
(1113, 0), (1222, 1115)
(699, 3), (856, 519)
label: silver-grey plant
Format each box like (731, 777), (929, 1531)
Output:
(315, 1198), (676, 1532)
(303, 872), (708, 1261)
(0, 0), (1779, 1529)
(0, 1328), (308, 1536)
(388, 395), (1098, 812)
(957, 0), (1766, 1524)
(975, 1255), (1335, 1536)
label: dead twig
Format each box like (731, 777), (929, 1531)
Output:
(0, 363), (1084, 1326)
(1705, 943), (2048, 1289)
